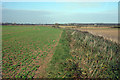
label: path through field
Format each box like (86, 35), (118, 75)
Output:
(33, 31), (62, 78)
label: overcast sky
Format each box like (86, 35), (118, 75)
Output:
(2, 2), (118, 24)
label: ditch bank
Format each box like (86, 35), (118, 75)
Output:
(47, 29), (120, 78)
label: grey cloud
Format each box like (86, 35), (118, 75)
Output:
(2, 8), (54, 23)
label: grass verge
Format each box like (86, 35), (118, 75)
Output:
(47, 29), (73, 78)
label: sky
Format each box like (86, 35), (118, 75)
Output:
(2, 2), (118, 24)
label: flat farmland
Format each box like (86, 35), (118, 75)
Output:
(2, 25), (62, 78)
(76, 27), (119, 44)
(2, 25), (120, 78)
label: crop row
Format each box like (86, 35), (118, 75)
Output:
(2, 26), (62, 78)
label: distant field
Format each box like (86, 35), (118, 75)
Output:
(76, 27), (119, 44)
(59, 26), (120, 43)
(2, 25), (62, 78)
(59, 26), (119, 43)
(59, 26), (76, 28)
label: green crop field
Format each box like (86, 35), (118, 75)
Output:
(2, 25), (62, 78)
(2, 25), (120, 79)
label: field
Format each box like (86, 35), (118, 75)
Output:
(76, 27), (119, 44)
(59, 26), (119, 44)
(59, 26), (76, 28)
(2, 25), (62, 78)
(2, 25), (120, 79)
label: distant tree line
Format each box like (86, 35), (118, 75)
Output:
(2, 22), (119, 28)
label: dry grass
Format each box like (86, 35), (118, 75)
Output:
(75, 27), (119, 44)
(59, 25), (119, 43)
(59, 26), (76, 28)
(80, 26), (110, 29)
